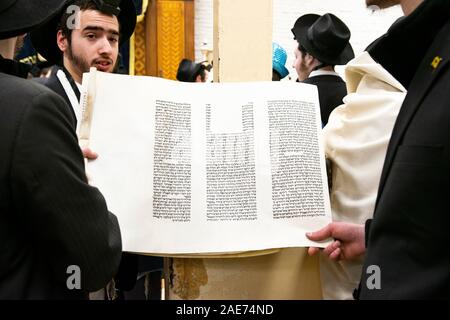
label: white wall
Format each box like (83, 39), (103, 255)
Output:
(195, 0), (402, 79)
(194, 0), (214, 62)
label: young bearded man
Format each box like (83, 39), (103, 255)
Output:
(31, 0), (136, 129)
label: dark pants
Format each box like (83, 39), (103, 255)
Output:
(114, 253), (163, 300)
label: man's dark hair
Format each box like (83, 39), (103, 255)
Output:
(298, 43), (308, 59)
(58, 0), (120, 45)
(298, 42), (334, 69)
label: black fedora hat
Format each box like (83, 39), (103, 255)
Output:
(30, 0), (136, 64)
(0, 0), (68, 40)
(176, 59), (205, 82)
(291, 13), (354, 66)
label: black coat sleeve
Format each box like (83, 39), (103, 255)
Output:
(10, 90), (122, 292)
(364, 219), (372, 248)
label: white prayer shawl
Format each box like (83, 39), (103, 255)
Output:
(320, 52), (407, 300)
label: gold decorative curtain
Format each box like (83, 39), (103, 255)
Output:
(129, 0), (195, 79)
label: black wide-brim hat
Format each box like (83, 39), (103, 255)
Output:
(0, 0), (68, 40)
(176, 59), (204, 82)
(291, 13), (354, 66)
(30, 0), (136, 65)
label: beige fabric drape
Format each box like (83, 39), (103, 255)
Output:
(320, 52), (407, 299)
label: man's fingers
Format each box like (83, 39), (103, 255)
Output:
(329, 248), (342, 261)
(82, 147), (98, 160)
(323, 240), (341, 256)
(308, 247), (320, 256)
(306, 223), (333, 241)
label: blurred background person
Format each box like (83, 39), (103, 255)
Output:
(272, 42), (289, 81)
(292, 13), (354, 126)
(176, 58), (211, 82)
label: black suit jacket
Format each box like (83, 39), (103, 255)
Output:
(359, 0), (450, 299)
(0, 67), (122, 299)
(34, 72), (78, 129)
(302, 74), (347, 126)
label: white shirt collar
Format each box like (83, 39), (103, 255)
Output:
(309, 70), (341, 78)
